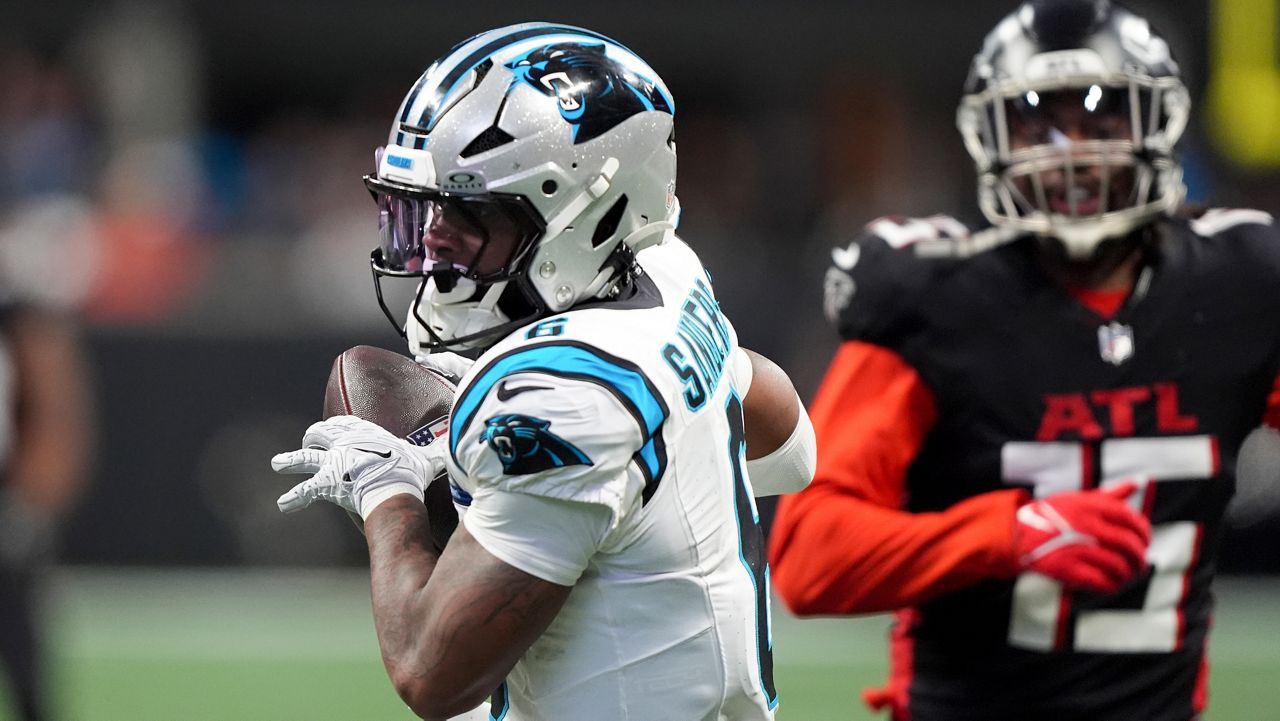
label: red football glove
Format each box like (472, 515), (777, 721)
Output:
(1014, 483), (1152, 594)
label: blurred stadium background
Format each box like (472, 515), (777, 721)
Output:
(0, 0), (1277, 719)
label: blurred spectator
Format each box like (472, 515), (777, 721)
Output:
(0, 212), (97, 721)
(0, 52), (105, 704)
(0, 43), (96, 202)
(84, 139), (214, 324)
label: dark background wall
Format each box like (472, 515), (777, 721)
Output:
(2, 0), (1277, 569)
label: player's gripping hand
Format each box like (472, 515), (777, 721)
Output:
(271, 415), (447, 520)
(1014, 482), (1152, 594)
(414, 350), (475, 383)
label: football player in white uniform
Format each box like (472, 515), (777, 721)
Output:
(270, 23), (815, 721)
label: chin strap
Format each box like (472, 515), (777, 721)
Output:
(407, 278), (512, 353)
(583, 196), (680, 300)
(468, 280), (508, 319)
(582, 219), (676, 300)
(583, 245), (633, 300)
(621, 218), (675, 255)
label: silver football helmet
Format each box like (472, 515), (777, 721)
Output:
(956, 0), (1190, 257)
(364, 23), (678, 353)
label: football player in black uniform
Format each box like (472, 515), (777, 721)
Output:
(0, 291), (95, 721)
(769, 1), (1280, 720)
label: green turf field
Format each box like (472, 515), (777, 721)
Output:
(2, 569), (1275, 720)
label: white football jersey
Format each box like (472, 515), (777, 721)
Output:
(444, 236), (777, 721)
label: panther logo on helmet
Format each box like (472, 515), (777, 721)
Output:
(507, 42), (673, 144)
(480, 413), (593, 475)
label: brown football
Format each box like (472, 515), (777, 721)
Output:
(323, 345), (459, 551)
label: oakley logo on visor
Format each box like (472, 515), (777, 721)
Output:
(441, 171), (485, 191)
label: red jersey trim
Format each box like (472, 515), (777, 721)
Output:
(1193, 632), (1210, 713)
(862, 608), (918, 721)
(1067, 286), (1129, 319)
(1264, 374), (1280, 430)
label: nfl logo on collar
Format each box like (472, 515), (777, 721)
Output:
(1097, 322), (1135, 366)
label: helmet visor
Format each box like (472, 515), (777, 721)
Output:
(364, 174), (543, 281)
(1003, 85), (1138, 150)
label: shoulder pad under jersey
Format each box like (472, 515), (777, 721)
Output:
(823, 214), (976, 344)
(1186, 207), (1275, 239)
(1184, 207), (1280, 278)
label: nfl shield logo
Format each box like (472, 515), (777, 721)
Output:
(1097, 322), (1135, 365)
(407, 415), (450, 447)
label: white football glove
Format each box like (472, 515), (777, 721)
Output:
(271, 415), (448, 520)
(414, 351), (475, 383)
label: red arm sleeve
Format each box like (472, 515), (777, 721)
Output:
(768, 341), (1024, 616)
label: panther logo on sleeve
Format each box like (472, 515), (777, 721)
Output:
(506, 42), (673, 144)
(480, 413), (594, 475)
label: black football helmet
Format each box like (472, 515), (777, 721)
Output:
(957, 0), (1189, 257)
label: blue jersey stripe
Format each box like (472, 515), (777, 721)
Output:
(488, 681), (509, 720)
(448, 480), (473, 507)
(452, 341), (668, 487)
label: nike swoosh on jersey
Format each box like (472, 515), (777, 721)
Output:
(496, 380), (553, 401)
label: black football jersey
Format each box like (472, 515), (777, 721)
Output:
(826, 210), (1280, 721)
